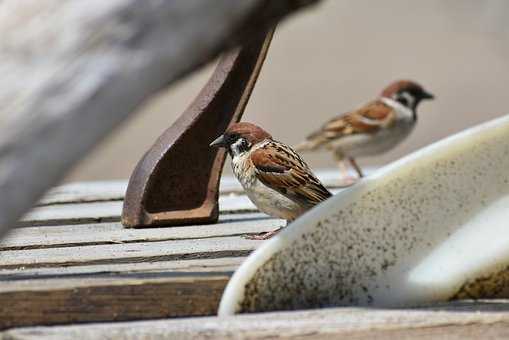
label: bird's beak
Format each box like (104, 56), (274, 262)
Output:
(422, 91), (435, 100)
(210, 134), (226, 148)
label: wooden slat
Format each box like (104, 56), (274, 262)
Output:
(0, 173), (361, 331)
(36, 170), (358, 207)
(37, 181), (128, 206)
(2, 213), (279, 250)
(4, 301), (509, 339)
(0, 257), (245, 281)
(0, 236), (261, 270)
(19, 201), (123, 227)
(19, 196), (256, 227)
(37, 178), (242, 206)
(22, 188), (347, 227)
(0, 257), (245, 330)
(0, 257), (242, 290)
(0, 273), (228, 330)
(0, 232), (257, 329)
(22, 172), (358, 227)
(0, 185), (282, 329)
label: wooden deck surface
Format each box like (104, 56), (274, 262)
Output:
(5, 301), (509, 339)
(0, 173), (348, 330)
(1, 171), (509, 339)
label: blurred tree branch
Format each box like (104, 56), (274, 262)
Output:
(0, 0), (320, 238)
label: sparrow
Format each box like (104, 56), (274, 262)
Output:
(210, 122), (332, 240)
(295, 80), (434, 179)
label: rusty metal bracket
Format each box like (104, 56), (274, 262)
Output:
(122, 28), (275, 227)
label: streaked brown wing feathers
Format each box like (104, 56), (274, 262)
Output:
(250, 142), (332, 206)
(305, 100), (396, 146)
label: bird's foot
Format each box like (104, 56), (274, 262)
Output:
(243, 227), (283, 240)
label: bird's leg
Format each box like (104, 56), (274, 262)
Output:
(244, 226), (283, 240)
(338, 160), (350, 178)
(348, 157), (364, 178)
(334, 150), (356, 186)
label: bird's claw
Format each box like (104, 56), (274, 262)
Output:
(243, 228), (282, 240)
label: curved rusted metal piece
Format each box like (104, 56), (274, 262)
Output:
(122, 28), (275, 227)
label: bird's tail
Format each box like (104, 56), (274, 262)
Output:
(294, 140), (315, 152)
(294, 137), (325, 152)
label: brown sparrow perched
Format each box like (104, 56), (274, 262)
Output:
(210, 122), (332, 240)
(295, 80), (434, 179)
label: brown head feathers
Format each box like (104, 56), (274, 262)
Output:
(224, 122), (272, 145)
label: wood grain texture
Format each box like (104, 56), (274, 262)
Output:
(2, 213), (278, 250)
(0, 0), (319, 239)
(0, 255), (247, 329)
(36, 171), (359, 207)
(0, 257), (246, 282)
(0, 177), (288, 330)
(37, 181), (128, 206)
(6, 171), (498, 335)
(20, 197), (257, 226)
(0, 273), (230, 330)
(0, 236), (261, 270)
(21, 172), (353, 227)
(4, 301), (509, 339)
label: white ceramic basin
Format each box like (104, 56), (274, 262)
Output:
(219, 114), (509, 315)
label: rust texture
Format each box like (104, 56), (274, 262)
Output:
(122, 28), (275, 227)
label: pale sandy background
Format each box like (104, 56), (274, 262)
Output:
(66, 0), (509, 182)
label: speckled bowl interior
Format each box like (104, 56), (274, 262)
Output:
(219, 114), (509, 315)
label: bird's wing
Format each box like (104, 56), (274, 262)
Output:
(295, 100), (396, 151)
(249, 141), (332, 207)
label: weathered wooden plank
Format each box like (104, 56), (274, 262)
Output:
(4, 301), (509, 339)
(37, 171), (359, 206)
(21, 194), (274, 227)
(1, 213), (279, 250)
(37, 178), (241, 206)
(37, 181), (127, 206)
(0, 257), (242, 289)
(19, 201), (124, 227)
(22, 185), (347, 227)
(0, 257), (245, 330)
(219, 195), (259, 214)
(0, 0), (319, 240)
(20, 196), (260, 227)
(0, 236), (261, 270)
(0, 257), (245, 281)
(0, 272), (229, 330)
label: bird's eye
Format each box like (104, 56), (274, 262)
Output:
(227, 134), (238, 144)
(238, 137), (248, 147)
(396, 91), (414, 107)
(396, 94), (408, 105)
(229, 137), (250, 155)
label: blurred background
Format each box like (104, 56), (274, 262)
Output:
(66, 0), (509, 182)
